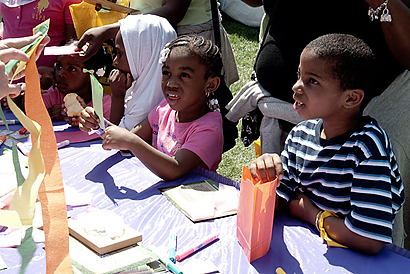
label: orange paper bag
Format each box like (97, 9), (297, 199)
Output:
(237, 166), (277, 262)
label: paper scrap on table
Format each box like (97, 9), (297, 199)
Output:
(64, 185), (93, 207)
(0, 255), (7, 271)
(180, 258), (219, 274)
(44, 45), (79, 56)
(55, 130), (99, 144)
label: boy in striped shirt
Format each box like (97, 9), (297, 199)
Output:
(249, 33), (404, 254)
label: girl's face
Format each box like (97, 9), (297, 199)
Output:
(54, 55), (91, 97)
(292, 49), (347, 121)
(161, 48), (214, 122)
(114, 31), (131, 74)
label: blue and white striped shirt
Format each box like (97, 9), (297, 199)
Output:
(277, 117), (404, 243)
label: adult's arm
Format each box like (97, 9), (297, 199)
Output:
(366, 0), (410, 69)
(76, 23), (120, 61)
(146, 0), (192, 27)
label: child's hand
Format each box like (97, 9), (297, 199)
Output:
(102, 125), (134, 151)
(79, 106), (100, 132)
(109, 69), (133, 96)
(65, 96), (86, 127)
(249, 153), (283, 183)
(288, 192), (319, 226)
(48, 104), (67, 121)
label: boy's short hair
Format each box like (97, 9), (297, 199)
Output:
(305, 33), (381, 108)
(164, 35), (223, 79)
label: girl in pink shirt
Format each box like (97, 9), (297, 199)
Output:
(41, 41), (112, 126)
(80, 35), (224, 181)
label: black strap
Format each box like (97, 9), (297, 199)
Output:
(210, 0), (221, 50)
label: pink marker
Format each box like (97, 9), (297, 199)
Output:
(175, 233), (219, 261)
(56, 140), (70, 149)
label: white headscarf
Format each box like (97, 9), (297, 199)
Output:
(118, 14), (177, 130)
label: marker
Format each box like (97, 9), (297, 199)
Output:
(56, 140), (70, 149)
(19, 127), (27, 134)
(0, 135), (6, 146)
(169, 233), (177, 263)
(16, 142), (30, 157)
(0, 119), (20, 126)
(175, 233), (219, 262)
(156, 249), (183, 274)
(89, 118), (109, 137)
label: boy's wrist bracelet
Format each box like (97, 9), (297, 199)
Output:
(368, 0), (392, 22)
(318, 210), (348, 248)
(315, 210), (324, 231)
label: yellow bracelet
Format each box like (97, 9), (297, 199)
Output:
(319, 210), (348, 248)
(315, 210), (323, 231)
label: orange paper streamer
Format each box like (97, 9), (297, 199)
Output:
(24, 49), (72, 272)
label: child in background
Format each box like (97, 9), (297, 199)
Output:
(80, 35), (224, 181)
(249, 34), (404, 254)
(79, 15), (177, 130)
(41, 40), (112, 126)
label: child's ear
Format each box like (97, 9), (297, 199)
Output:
(344, 89), (364, 109)
(205, 76), (221, 94)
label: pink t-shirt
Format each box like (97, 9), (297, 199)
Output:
(0, 0), (81, 67)
(42, 86), (111, 120)
(148, 99), (223, 172)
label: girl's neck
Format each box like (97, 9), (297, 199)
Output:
(175, 103), (210, 123)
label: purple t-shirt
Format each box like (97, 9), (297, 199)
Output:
(148, 99), (223, 172)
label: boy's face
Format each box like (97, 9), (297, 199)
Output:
(161, 48), (211, 120)
(54, 55), (90, 96)
(292, 49), (347, 121)
(114, 31), (131, 74)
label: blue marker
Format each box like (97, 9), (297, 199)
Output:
(169, 233), (177, 263)
(155, 248), (183, 274)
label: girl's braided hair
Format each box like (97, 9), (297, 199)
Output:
(164, 35), (223, 79)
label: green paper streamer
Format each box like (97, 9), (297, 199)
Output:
(0, 107), (10, 131)
(17, 227), (36, 274)
(90, 74), (105, 130)
(12, 141), (26, 186)
(5, 19), (49, 78)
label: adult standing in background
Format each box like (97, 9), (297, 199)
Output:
(226, 0), (410, 249)
(0, 0), (81, 68)
(78, 0), (238, 87)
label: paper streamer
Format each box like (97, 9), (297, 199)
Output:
(24, 36), (72, 273)
(87, 70), (105, 130)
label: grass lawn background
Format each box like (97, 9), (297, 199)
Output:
(217, 15), (260, 182)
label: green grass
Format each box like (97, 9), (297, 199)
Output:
(216, 15), (259, 182)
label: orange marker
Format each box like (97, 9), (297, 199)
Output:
(0, 135), (6, 146)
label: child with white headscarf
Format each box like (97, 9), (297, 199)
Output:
(80, 14), (177, 131)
